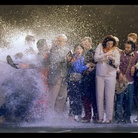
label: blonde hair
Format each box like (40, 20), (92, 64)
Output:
(127, 33), (137, 41)
(81, 37), (92, 45)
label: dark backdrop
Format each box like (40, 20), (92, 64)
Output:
(0, 5), (138, 49)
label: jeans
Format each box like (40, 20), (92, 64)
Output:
(115, 83), (134, 121)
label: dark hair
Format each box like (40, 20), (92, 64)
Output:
(102, 35), (116, 48)
(25, 35), (35, 42)
(14, 52), (23, 59)
(74, 43), (84, 50)
(36, 39), (47, 49)
(125, 40), (136, 51)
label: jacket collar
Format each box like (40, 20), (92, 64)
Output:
(123, 50), (135, 57)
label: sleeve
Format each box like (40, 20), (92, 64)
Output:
(73, 57), (88, 73)
(111, 49), (120, 68)
(94, 43), (106, 62)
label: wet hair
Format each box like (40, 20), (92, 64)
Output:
(81, 36), (92, 44)
(74, 43), (84, 50)
(36, 39), (47, 49)
(127, 33), (138, 43)
(102, 35), (116, 48)
(127, 33), (137, 40)
(56, 34), (68, 41)
(125, 40), (136, 51)
(14, 52), (23, 59)
(25, 35), (35, 42)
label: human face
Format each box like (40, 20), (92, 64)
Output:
(81, 39), (92, 50)
(74, 45), (84, 57)
(37, 46), (45, 52)
(56, 36), (67, 47)
(106, 41), (114, 50)
(124, 43), (133, 54)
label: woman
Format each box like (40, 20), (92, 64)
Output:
(94, 35), (120, 124)
(67, 43), (91, 122)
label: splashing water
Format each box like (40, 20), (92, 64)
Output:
(0, 5), (138, 130)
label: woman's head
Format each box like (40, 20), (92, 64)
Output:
(74, 43), (84, 56)
(81, 36), (92, 50)
(102, 35), (116, 48)
(127, 33), (137, 43)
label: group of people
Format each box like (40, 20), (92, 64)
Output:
(48, 33), (138, 124)
(0, 35), (50, 122)
(93, 32), (138, 124)
(0, 32), (138, 125)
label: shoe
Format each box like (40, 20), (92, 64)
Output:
(124, 119), (131, 124)
(96, 119), (103, 124)
(105, 120), (112, 124)
(74, 115), (81, 122)
(114, 120), (123, 124)
(92, 116), (98, 123)
(6, 55), (19, 69)
(133, 117), (138, 123)
(81, 117), (91, 123)
(81, 119), (90, 123)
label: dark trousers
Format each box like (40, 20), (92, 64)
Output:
(114, 83), (134, 121)
(81, 97), (92, 120)
(68, 81), (82, 116)
(133, 70), (138, 115)
(81, 69), (98, 120)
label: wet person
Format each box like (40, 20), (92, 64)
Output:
(36, 39), (50, 89)
(67, 43), (91, 122)
(0, 52), (39, 123)
(48, 34), (70, 116)
(24, 35), (37, 55)
(94, 35), (120, 124)
(126, 33), (138, 123)
(80, 37), (98, 123)
(0, 38), (50, 122)
(114, 40), (138, 124)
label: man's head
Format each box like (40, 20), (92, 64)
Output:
(36, 39), (48, 52)
(14, 52), (23, 60)
(124, 40), (136, 55)
(25, 35), (35, 46)
(55, 34), (68, 47)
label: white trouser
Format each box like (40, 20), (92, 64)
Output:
(96, 75), (116, 121)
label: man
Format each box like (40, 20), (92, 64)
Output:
(24, 35), (37, 55)
(48, 34), (70, 116)
(127, 33), (138, 123)
(114, 40), (138, 124)
(81, 37), (98, 123)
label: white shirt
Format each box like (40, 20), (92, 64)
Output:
(94, 43), (120, 77)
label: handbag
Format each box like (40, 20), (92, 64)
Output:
(69, 73), (82, 82)
(115, 75), (128, 94)
(115, 55), (133, 94)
